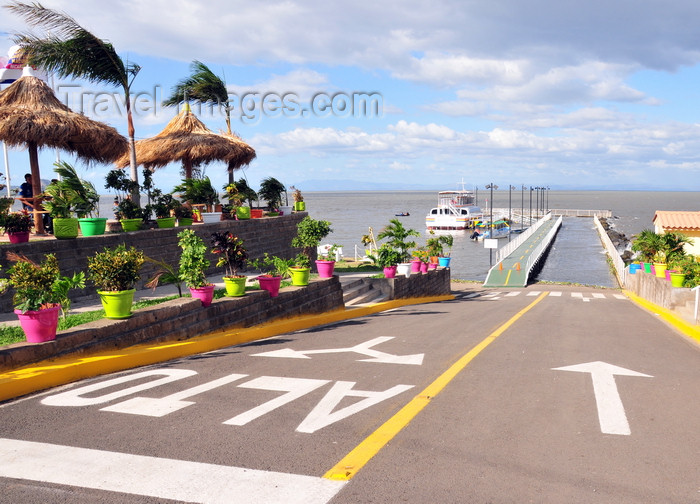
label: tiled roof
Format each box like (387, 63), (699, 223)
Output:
(653, 211), (700, 231)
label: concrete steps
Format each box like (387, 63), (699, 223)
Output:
(341, 277), (388, 306)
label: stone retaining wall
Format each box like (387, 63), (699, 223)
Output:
(369, 267), (451, 299)
(0, 213), (307, 313)
(0, 275), (343, 372)
(624, 268), (697, 324)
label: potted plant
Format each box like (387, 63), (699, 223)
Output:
(174, 177), (220, 221)
(373, 244), (403, 278)
(1, 210), (33, 243)
(0, 252), (85, 342)
(222, 182), (244, 220)
(114, 198), (145, 231)
(250, 252), (294, 297)
(211, 231), (249, 297)
(173, 204), (194, 226)
(631, 229), (663, 273)
(291, 216), (332, 285)
(652, 250), (667, 278)
(48, 162), (105, 237)
(258, 176), (286, 212)
(292, 187), (305, 211)
(152, 192), (178, 228)
(177, 229), (214, 306)
(377, 218), (419, 277)
(316, 244), (340, 278)
(105, 169), (144, 232)
(86, 244), (145, 319)
(426, 232), (453, 268)
(411, 248), (430, 273)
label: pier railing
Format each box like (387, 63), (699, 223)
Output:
(594, 215), (625, 287)
(525, 216), (562, 277)
(496, 212), (551, 264)
(550, 209), (612, 218)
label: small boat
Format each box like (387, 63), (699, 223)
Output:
(426, 186), (483, 230)
(473, 219), (511, 240)
(395, 212), (410, 216)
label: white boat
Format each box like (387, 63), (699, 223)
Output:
(425, 188), (483, 230)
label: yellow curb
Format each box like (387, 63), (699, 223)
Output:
(0, 295), (455, 403)
(623, 289), (700, 345)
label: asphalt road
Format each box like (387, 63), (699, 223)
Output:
(0, 285), (698, 503)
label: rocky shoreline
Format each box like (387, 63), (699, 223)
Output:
(599, 217), (633, 262)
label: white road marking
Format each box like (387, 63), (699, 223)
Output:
(253, 336), (424, 365)
(42, 369), (198, 407)
(526, 291), (542, 296)
(224, 376), (329, 426)
(553, 361), (653, 435)
(297, 381), (414, 434)
(592, 293), (605, 299)
(101, 373), (248, 417)
(505, 291), (521, 296)
(548, 291), (563, 297)
(613, 294), (626, 299)
(0, 438), (346, 504)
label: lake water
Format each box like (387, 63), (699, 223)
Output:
(90, 189), (698, 285)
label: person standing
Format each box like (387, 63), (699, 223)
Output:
(19, 173), (33, 211)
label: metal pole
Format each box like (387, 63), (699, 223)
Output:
(535, 187), (539, 219)
(508, 185), (515, 242)
(521, 185), (525, 230)
(529, 187), (533, 225)
(2, 142), (10, 197)
(546, 186), (550, 212)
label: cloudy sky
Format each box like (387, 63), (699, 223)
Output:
(2, 0), (700, 192)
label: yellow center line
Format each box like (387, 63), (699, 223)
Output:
(323, 292), (549, 481)
(504, 269), (512, 285)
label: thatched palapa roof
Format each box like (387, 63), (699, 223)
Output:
(116, 105), (256, 179)
(0, 75), (128, 162)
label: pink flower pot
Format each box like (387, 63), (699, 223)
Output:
(420, 262), (428, 273)
(315, 260), (336, 278)
(410, 260), (422, 273)
(383, 266), (397, 278)
(258, 275), (282, 297)
(15, 306), (60, 343)
(8, 231), (29, 243)
(428, 262), (438, 270)
(189, 285), (215, 307)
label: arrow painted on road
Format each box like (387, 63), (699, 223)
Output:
(252, 337), (424, 365)
(552, 361), (652, 435)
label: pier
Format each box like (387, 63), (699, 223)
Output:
(483, 214), (562, 287)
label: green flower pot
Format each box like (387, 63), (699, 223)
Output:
(156, 217), (176, 228)
(177, 217), (193, 226)
(236, 206), (251, 220)
(290, 267), (310, 286)
(669, 272), (686, 288)
(78, 217), (107, 236)
(120, 218), (143, 232)
(224, 276), (247, 297)
(98, 289), (136, 319)
(53, 217), (79, 239)
(294, 201), (306, 211)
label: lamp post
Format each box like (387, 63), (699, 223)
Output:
(485, 183), (498, 265)
(529, 186), (533, 225)
(546, 186), (550, 213)
(535, 186), (540, 219)
(508, 185), (515, 241)
(521, 184), (526, 230)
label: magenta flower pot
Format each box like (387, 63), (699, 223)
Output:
(410, 260), (422, 273)
(315, 260), (336, 278)
(8, 231), (29, 243)
(383, 265), (397, 278)
(258, 275), (282, 297)
(189, 285), (215, 307)
(15, 306), (60, 343)
(420, 262), (428, 273)
(428, 262), (438, 270)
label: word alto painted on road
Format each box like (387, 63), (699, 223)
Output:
(40, 369), (414, 434)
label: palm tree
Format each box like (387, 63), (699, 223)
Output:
(164, 60), (237, 183)
(377, 219), (420, 263)
(258, 177), (286, 210)
(6, 1), (142, 204)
